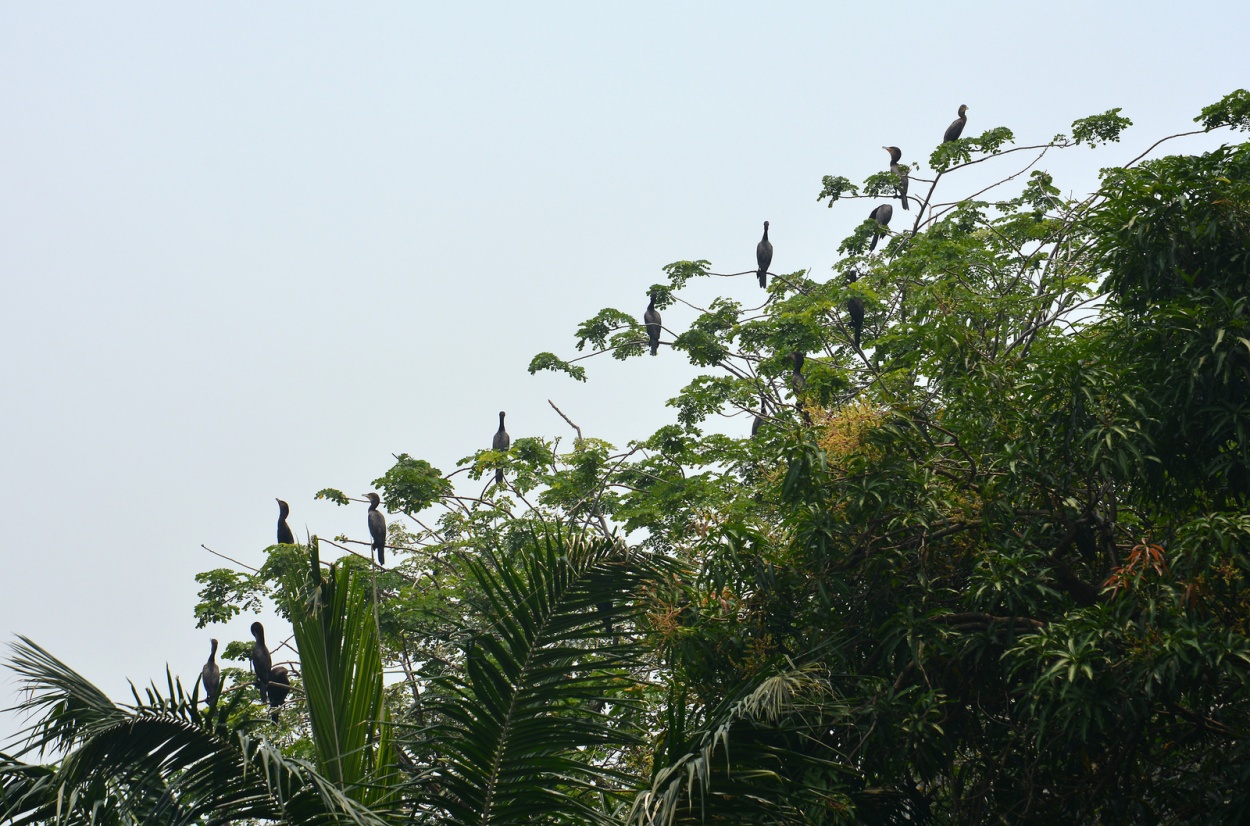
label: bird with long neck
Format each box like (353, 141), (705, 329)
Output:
(868, 204), (893, 252)
(789, 352), (806, 395)
(276, 499), (294, 545)
(267, 665), (291, 723)
(492, 411), (511, 485)
(202, 638), (221, 708)
(846, 270), (865, 348)
(883, 146), (909, 211)
(644, 293), (662, 357)
(751, 392), (767, 438)
(365, 492), (386, 566)
(943, 104), (969, 143)
(756, 221), (773, 288)
(250, 622), (271, 704)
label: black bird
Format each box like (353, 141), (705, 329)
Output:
(751, 392), (767, 438)
(644, 293), (662, 356)
(884, 146), (909, 211)
(251, 621), (271, 704)
(276, 499), (295, 545)
(868, 204), (893, 252)
(847, 270), (865, 348)
(202, 638), (221, 708)
(756, 221), (773, 288)
(365, 492), (386, 566)
(267, 665), (291, 722)
(492, 411), (511, 485)
(790, 352), (806, 395)
(943, 104), (969, 143)
(597, 601), (613, 634)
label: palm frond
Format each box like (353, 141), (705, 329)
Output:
(419, 527), (673, 826)
(284, 538), (400, 809)
(1, 637), (392, 826)
(627, 665), (927, 826)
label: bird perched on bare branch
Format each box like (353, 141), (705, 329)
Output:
(884, 146), (909, 210)
(644, 293), (662, 356)
(756, 221), (773, 288)
(365, 492), (386, 566)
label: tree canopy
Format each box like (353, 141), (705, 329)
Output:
(5, 89), (1250, 825)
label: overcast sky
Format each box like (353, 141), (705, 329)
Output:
(2, 2), (1246, 741)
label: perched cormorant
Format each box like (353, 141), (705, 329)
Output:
(644, 293), (662, 357)
(365, 492), (386, 566)
(756, 221), (773, 288)
(884, 146), (909, 211)
(868, 204), (893, 252)
(597, 601), (613, 634)
(751, 392), (767, 438)
(250, 621), (271, 704)
(789, 352), (806, 395)
(943, 104), (969, 143)
(847, 270), (865, 348)
(492, 412), (511, 485)
(202, 638), (221, 708)
(276, 499), (295, 545)
(267, 665), (290, 722)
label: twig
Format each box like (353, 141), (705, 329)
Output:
(548, 400), (583, 442)
(201, 545), (260, 573)
(318, 537), (420, 585)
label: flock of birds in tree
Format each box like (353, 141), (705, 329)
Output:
(195, 105), (969, 718)
(196, 424), (517, 715)
(673, 105), (967, 428)
(199, 623), (290, 721)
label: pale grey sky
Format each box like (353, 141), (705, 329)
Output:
(1, 2), (1245, 739)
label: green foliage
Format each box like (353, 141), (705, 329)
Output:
(575, 308), (642, 352)
(374, 454), (453, 514)
(818, 175), (858, 206)
(193, 567), (262, 627)
(1196, 88), (1250, 131)
(1071, 107), (1133, 146)
(0, 638), (388, 825)
(528, 351), (588, 381)
(1094, 142), (1250, 307)
(12, 89), (1250, 826)
(420, 528), (675, 825)
(284, 540), (399, 808)
(315, 488), (351, 506)
(661, 259), (711, 290)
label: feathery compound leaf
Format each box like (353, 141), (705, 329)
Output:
(421, 527), (674, 826)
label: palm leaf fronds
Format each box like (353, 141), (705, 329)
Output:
(420, 527), (673, 826)
(1, 637), (389, 826)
